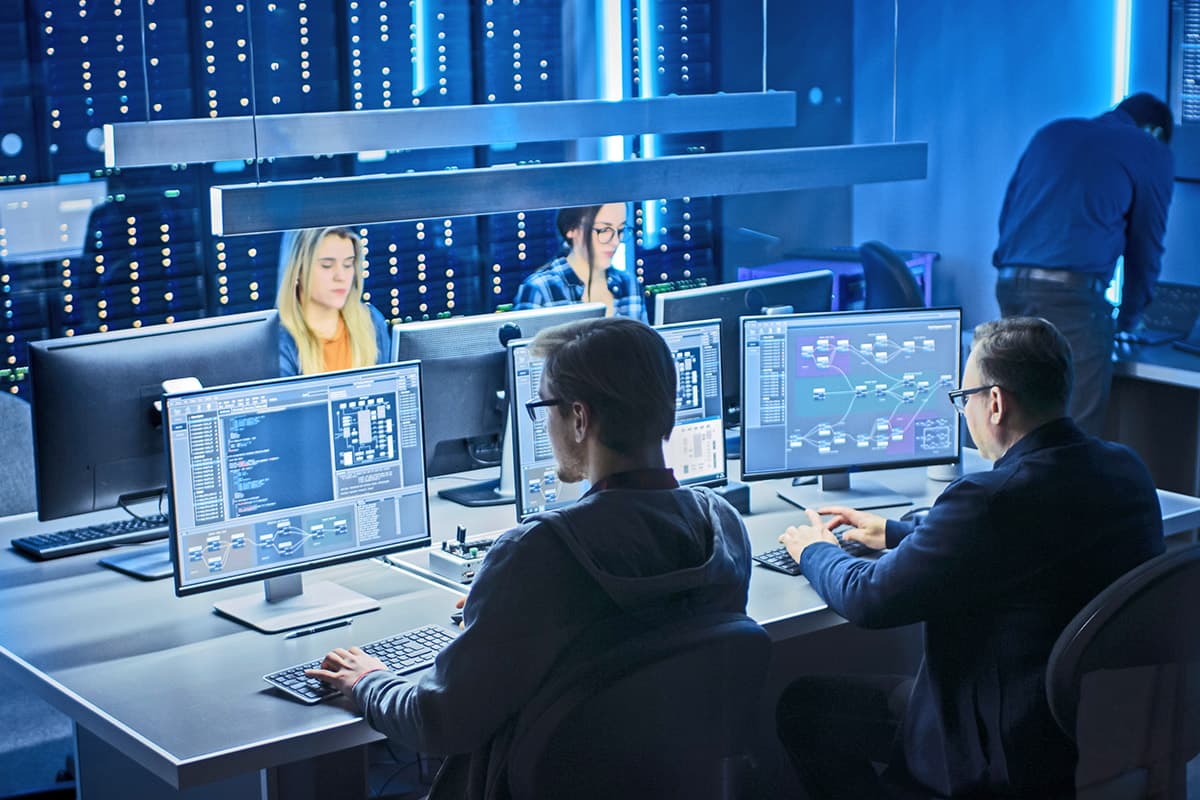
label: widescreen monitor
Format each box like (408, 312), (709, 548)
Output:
(28, 311), (280, 522)
(391, 303), (605, 506)
(508, 318), (727, 520)
(164, 361), (430, 632)
(654, 270), (835, 424)
(741, 307), (962, 510)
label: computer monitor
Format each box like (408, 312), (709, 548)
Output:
(508, 318), (727, 520)
(163, 361), (431, 632)
(28, 311), (280, 522)
(741, 307), (962, 510)
(654, 270), (835, 424)
(391, 303), (606, 507)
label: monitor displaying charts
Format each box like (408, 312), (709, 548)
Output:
(508, 319), (726, 520)
(741, 307), (962, 509)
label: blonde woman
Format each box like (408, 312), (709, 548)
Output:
(277, 226), (390, 376)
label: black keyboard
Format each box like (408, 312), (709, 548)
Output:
(264, 624), (459, 704)
(12, 514), (170, 560)
(754, 529), (874, 575)
(753, 546), (805, 575)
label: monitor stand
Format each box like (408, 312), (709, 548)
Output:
(777, 472), (912, 512)
(213, 573), (379, 633)
(438, 418), (516, 507)
(99, 542), (173, 580)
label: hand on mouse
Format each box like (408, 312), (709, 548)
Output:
(451, 595), (466, 629)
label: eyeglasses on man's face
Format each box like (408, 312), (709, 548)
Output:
(525, 396), (562, 422)
(947, 384), (998, 414)
(591, 225), (630, 245)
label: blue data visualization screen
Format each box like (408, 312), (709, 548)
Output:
(741, 308), (962, 479)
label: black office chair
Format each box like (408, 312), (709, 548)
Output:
(859, 241), (926, 309)
(0, 393), (36, 517)
(1046, 545), (1200, 800)
(505, 612), (771, 800)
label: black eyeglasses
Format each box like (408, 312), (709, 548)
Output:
(947, 384), (999, 413)
(525, 397), (562, 422)
(591, 225), (630, 245)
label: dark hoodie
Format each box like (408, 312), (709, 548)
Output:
(353, 484), (751, 799)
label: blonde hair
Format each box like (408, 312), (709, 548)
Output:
(276, 227), (378, 374)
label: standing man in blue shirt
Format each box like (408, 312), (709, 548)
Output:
(993, 93), (1174, 436)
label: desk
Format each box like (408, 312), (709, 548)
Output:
(3, 456), (1199, 799)
(1111, 343), (1200, 496)
(0, 507), (461, 799)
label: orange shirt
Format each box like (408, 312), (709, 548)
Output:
(320, 317), (353, 372)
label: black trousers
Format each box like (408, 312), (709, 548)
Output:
(776, 674), (914, 800)
(995, 277), (1115, 438)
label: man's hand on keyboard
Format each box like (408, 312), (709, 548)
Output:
(818, 505), (888, 551)
(305, 647), (388, 698)
(778, 508), (841, 564)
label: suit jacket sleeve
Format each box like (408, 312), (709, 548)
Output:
(800, 477), (998, 628)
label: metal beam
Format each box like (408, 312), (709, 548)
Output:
(104, 92), (797, 168)
(210, 142), (928, 236)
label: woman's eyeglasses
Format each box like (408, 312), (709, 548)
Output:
(591, 225), (630, 245)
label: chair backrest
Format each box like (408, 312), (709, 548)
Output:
(0, 393), (37, 517)
(1046, 545), (1200, 798)
(506, 611), (771, 800)
(858, 240), (926, 309)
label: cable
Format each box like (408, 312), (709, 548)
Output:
(761, 0), (768, 93)
(118, 491), (168, 525)
(137, 0), (152, 123)
(243, 4), (262, 183)
(891, 0), (899, 143)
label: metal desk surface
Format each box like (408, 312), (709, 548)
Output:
(2, 450), (1198, 791)
(1114, 340), (1200, 390)
(0, 507), (460, 789)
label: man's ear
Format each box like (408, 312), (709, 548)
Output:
(988, 385), (1005, 425)
(572, 400), (589, 443)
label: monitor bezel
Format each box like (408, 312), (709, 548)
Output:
(653, 317), (729, 489)
(739, 306), (963, 482)
(164, 360), (432, 598)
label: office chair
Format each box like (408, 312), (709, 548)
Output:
(505, 611), (771, 800)
(859, 241), (926, 309)
(0, 393), (37, 517)
(1046, 545), (1200, 800)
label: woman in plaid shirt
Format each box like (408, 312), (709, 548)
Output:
(513, 204), (647, 322)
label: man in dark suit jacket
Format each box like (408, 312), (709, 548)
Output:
(775, 316), (1165, 798)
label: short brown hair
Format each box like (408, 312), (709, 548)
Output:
(972, 317), (1073, 421)
(531, 317), (676, 455)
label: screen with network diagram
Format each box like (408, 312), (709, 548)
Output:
(165, 363), (430, 592)
(509, 319), (726, 519)
(741, 308), (961, 479)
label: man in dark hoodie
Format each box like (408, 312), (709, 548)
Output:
(775, 316), (1163, 799)
(308, 315), (752, 799)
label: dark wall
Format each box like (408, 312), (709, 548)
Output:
(714, 2), (854, 281)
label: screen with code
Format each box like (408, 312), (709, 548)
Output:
(165, 362), (430, 593)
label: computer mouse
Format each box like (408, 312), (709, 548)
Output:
(900, 506), (931, 526)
